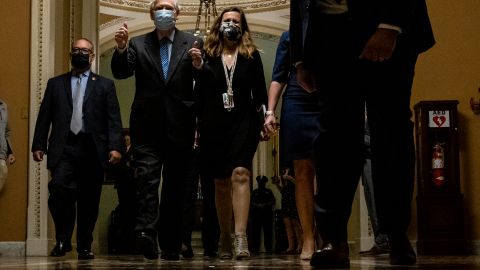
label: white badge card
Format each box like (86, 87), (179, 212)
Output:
(222, 93), (234, 110)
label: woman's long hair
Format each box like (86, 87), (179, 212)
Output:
(204, 6), (258, 59)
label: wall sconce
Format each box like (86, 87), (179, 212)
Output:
(470, 88), (480, 114)
(194, 0), (218, 39)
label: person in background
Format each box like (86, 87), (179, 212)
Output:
(108, 131), (137, 254)
(111, 0), (203, 261)
(264, 30), (318, 260)
(250, 175), (276, 254)
(189, 6), (268, 260)
(290, 0), (435, 267)
(32, 38), (123, 260)
(273, 166), (302, 255)
(0, 99), (16, 193)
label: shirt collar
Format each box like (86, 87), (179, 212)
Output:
(157, 29), (175, 43)
(73, 69), (91, 78)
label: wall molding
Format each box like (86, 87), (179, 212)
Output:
(0, 242), (26, 257)
(27, 0), (53, 256)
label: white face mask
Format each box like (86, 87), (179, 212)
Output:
(154, 9), (176, 31)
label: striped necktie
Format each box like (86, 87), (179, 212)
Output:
(160, 38), (170, 79)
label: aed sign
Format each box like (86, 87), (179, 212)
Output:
(428, 110), (450, 128)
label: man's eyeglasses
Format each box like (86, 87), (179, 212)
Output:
(71, 48), (92, 55)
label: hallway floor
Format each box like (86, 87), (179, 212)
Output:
(1, 252), (479, 269)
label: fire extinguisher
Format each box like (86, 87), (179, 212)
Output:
(432, 143), (446, 186)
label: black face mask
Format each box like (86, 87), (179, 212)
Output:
(71, 53), (90, 69)
(220, 22), (241, 41)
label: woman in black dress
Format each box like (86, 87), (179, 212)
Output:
(189, 6), (267, 260)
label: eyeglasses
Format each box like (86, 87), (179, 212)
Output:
(71, 47), (92, 55)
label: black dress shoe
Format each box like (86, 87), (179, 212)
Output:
(203, 250), (217, 258)
(77, 250), (95, 260)
(50, 241), (73, 257)
(161, 251), (180, 261)
(310, 242), (350, 269)
(359, 244), (390, 256)
(180, 245), (194, 258)
(389, 234), (416, 265)
(136, 232), (159, 260)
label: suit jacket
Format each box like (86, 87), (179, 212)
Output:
(290, 0), (436, 65)
(111, 29), (203, 150)
(32, 71), (123, 169)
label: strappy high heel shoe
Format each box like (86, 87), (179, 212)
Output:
(234, 233), (250, 260)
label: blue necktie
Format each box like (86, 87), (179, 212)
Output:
(160, 38), (170, 79)
(70, 74), (83, 134)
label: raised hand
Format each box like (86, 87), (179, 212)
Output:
(188, 40), (203, 69)
(114, 22), (129, 49)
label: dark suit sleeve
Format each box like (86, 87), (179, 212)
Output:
(105, 79), (123, 153)
(32, 79), (54, 152)
(380, 0), (415, 30)
(289, 0), (304, 64)
(193, 54), (216, 118)
(111, 40), (137, 79)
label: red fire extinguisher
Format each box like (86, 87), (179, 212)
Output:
(432, 143), (446, 186)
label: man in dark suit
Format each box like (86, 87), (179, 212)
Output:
(32, 38), (123, 260)
(111, 0), (203, 261)
(290, 0), (435, 268)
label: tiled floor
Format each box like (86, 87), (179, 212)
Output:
(1, 252), (480, 269)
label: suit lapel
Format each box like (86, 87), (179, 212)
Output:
(144, 31), (164, 80)
(167, 30), (188, 82)
(83, 72), (96, 104)
(64, 72), (73, 108)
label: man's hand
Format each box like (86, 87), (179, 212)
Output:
(109, 150), (122, 164)
(7, 154), (15, 165)
(114, 22), (129, 50)
(32, 151), (44, 162)
(188, 41), (203, 69)
(359, 28), (398, 62)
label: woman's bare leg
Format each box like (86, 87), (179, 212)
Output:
(294, 159), (316, 259)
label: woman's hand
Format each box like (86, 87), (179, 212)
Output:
(264, 114), (277, 135)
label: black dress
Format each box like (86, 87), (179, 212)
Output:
(198, 50), (267, 179)
(272, 31), (320, 163)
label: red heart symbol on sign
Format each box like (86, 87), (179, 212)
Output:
(433, 115), (446, 127)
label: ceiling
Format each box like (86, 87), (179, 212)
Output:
(98, 0), (290, 52)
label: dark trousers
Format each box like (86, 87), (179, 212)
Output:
(182, 149), (200, 248)
(200, 171), (220, 254)
(132, 143), (192, 253)
(309, 13), (418, 244)
(48, 132), (104, 250)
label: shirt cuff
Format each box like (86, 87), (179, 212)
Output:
(116, 45), (127, 54)
(378, 23), (402, 34)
